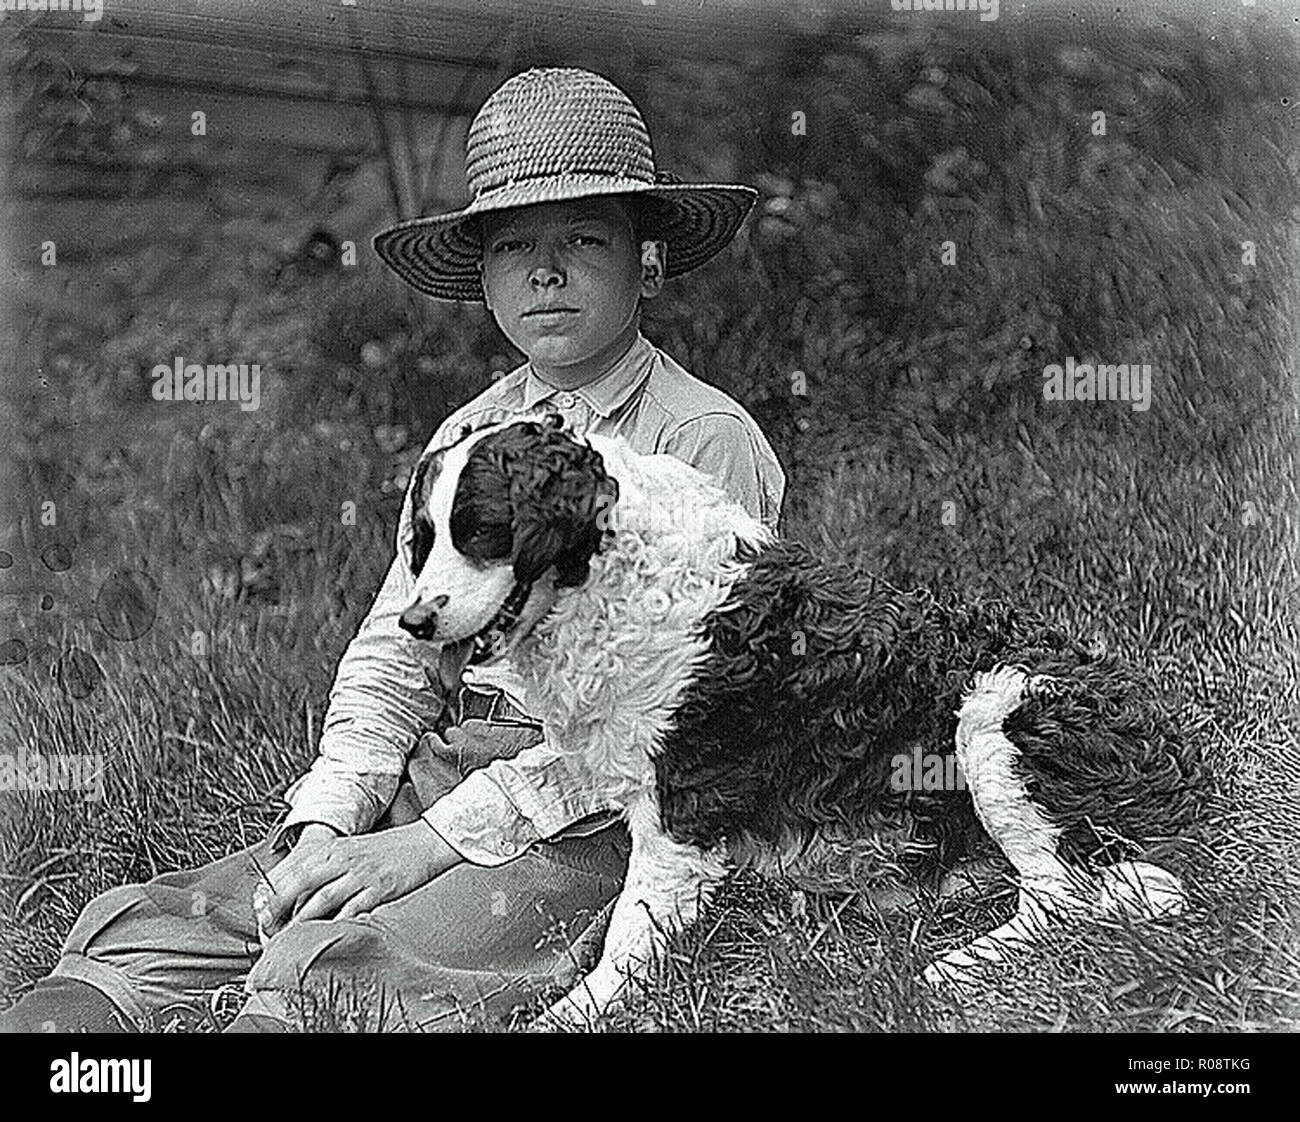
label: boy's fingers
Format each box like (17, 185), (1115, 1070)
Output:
(333, 892), (379, 922)
(291, 875), (366, 925)
(259, 852), (342, 924)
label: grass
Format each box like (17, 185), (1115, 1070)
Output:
(2, 10), (1298, 1033)
(0, 409), (1295, 1033)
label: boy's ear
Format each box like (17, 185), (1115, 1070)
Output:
(639, 239), (666, 300)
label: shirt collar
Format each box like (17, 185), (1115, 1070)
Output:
(520, 332), (655, 418)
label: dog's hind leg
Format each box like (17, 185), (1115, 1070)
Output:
(924, 666), (1188, 987)
(533, 792), (729, 1031)
(924, 667), (1091, 986)
(755, 828), (1006, 916)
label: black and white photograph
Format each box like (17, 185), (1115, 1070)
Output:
(0, 0), (1296, 1065)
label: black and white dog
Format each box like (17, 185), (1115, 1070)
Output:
(397, 413), (1207, 1028)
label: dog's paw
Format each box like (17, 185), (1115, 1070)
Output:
(922, 931), (1026, 989)
(1097, 861), (1187, 919)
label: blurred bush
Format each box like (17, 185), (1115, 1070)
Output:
(10, 13), (1298, 629)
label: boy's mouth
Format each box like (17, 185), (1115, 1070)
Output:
(523, 306), (579, 319)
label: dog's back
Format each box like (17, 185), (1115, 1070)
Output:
(653, 539), (1207, 880)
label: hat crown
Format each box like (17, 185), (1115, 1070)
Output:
(465, 68), (656, 198)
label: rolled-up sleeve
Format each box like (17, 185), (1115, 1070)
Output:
(661, 412), (786, 532)
(421, 743), (615, 866)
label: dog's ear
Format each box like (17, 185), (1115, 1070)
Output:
(509, 431), (618, 589)
(405, 446), (446, 577)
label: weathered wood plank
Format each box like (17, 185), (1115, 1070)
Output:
(32, 24), (504, 113)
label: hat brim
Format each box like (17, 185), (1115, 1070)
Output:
(372, 178), (757, 301)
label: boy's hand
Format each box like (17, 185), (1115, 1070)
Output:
(254, 822), (461, 936)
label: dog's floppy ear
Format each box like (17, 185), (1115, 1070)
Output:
(406, 419), (507, 576)
(405, 446), (447, 577)
(509, 428), (618, 589)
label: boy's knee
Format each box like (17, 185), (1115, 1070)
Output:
(245, 919), (404, 1029)
(62, 884), (155, 958)
(247, 919), (391, 993)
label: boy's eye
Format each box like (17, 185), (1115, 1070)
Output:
(487, 232), (606, 254)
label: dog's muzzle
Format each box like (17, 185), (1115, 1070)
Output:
(398, 581), (533, 662)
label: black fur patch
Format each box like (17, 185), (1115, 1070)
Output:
(1005, 665), (1206, 868)
(452, 414), (618, 588)
(653, 539), (1207, 877)
(407, 449), (444, 578)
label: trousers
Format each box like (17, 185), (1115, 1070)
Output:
(0, 709), (629, 1033)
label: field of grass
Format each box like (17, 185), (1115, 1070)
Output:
(2, 10), (1298, 1032)
(0, 382), (1295, 1033)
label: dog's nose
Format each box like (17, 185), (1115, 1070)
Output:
(398, 594), (449, 640)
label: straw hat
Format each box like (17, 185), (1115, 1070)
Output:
(372, 67), (757, 301)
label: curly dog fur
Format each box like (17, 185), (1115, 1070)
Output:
(398, 413), (1209, 1028)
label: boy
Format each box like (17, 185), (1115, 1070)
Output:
(0, 67), (783, 1033)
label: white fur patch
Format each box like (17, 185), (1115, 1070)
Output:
(510, 434), (773, 808)
(955, 666), (1073, 889)
(540, 792), (730, 1029)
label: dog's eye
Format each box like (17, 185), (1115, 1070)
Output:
(449, 496), (512, 562)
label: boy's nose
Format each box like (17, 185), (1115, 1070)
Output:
(398, 594), (449, 640)
(529, 266), (564, 288)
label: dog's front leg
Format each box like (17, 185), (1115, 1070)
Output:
(533, 794), (729, 1031)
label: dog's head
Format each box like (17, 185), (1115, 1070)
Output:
(398, 413), (618, 666)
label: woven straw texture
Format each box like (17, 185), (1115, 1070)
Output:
(373, 68), (756, 301)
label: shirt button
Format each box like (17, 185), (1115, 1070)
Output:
(555, 392), (575, 408)
(499, 839), (517, 856)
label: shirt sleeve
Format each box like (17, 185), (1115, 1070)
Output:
(420, 740), (615, 866)
(661, 412), (786, 532)
(271, 551), (450, 849)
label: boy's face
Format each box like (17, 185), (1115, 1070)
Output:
(478, 198), (662, 383)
